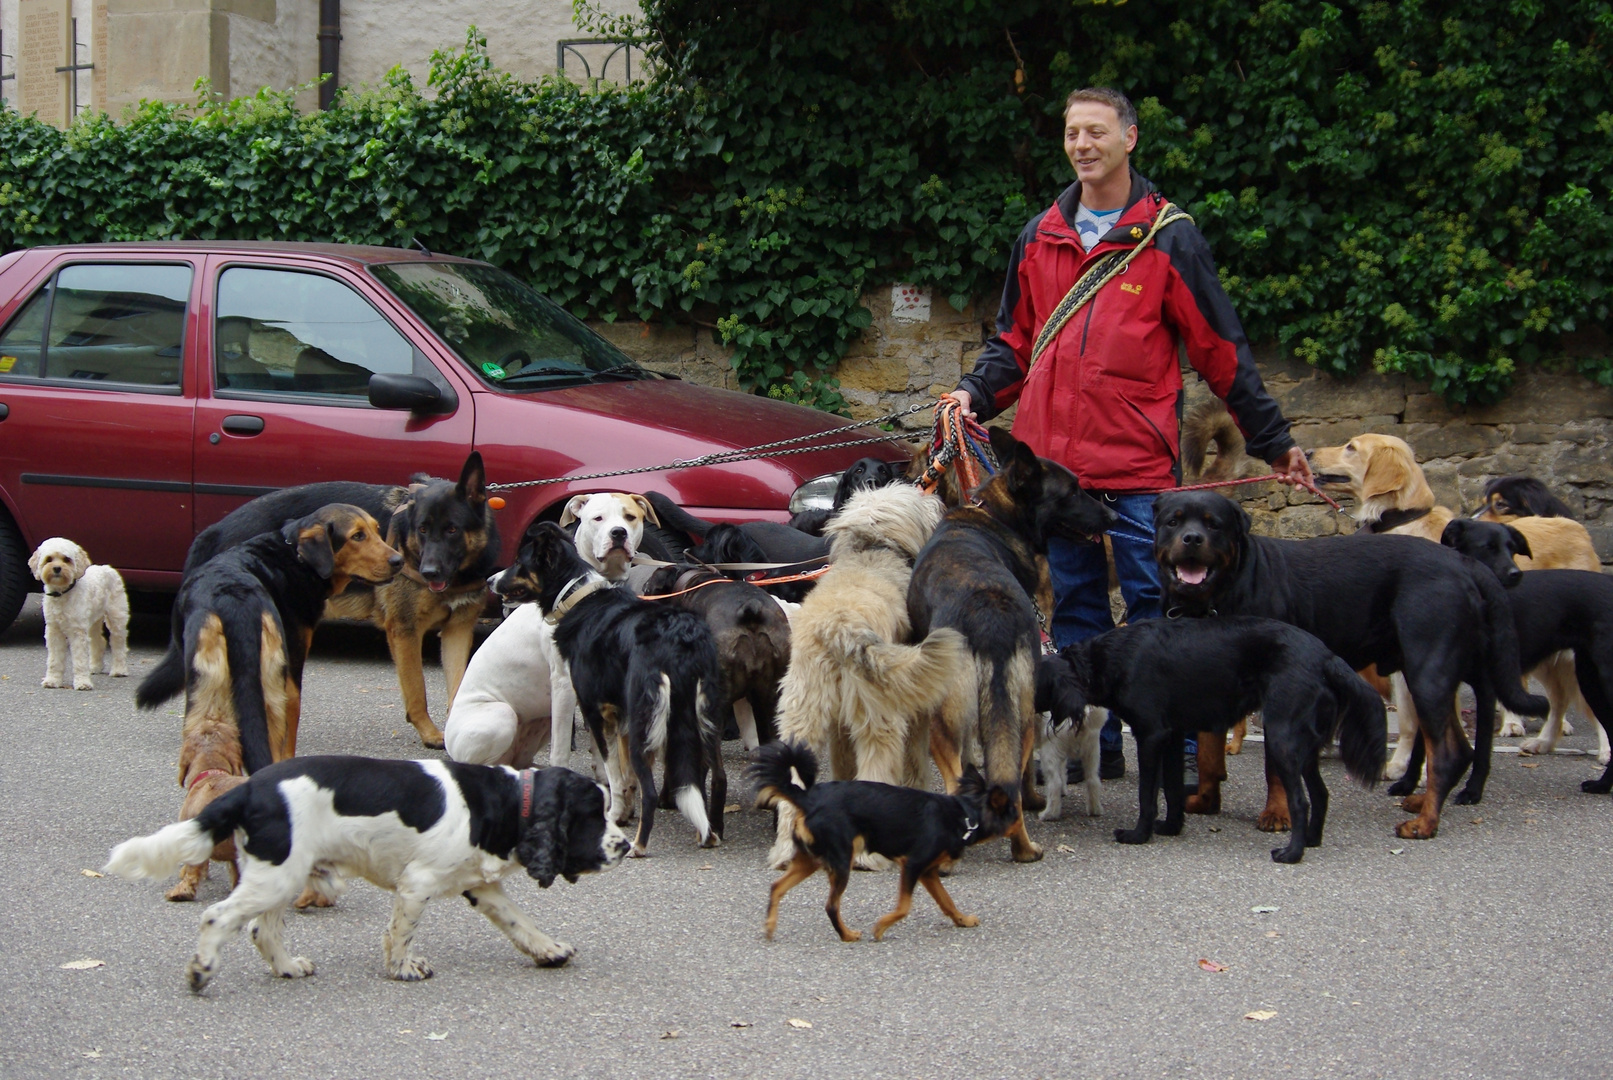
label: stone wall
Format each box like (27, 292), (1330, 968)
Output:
(589, 287), (1613, 564)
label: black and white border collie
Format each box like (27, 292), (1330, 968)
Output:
(492, 521), (726, 855)
(105, 757), (629, 992)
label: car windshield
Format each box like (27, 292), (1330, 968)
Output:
(370, 261), (646, 388)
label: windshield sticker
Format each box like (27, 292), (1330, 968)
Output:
(480, 361), (507, 380)
(0, 357), (15, 372)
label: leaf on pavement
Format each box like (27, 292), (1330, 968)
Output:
(60, 959), (104, 970)
(1243, 1010), (1278, 1022)
(787, 1018), (813, 1029)
(80, 869), (103, 878)
(1055, 843), (1076, 854)
(1520, 761), (1541, 768)
(730, 1021), (752, 1028)
(660, 1030), (681, 1040)
(425, 1032), (448, 1041)
(1390, 847), (1405, 855)
(1250, 905), (1278, 914)
(724, 804), (742, 813)
(1198, 958), (1228, 973)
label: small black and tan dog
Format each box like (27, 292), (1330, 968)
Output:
(907, 427), (1116, 862)
(182, 453), (499, 749)
(493, 521), (725, 854)
(751, 740), (987, 942)
(1041, 617), (1386, 863)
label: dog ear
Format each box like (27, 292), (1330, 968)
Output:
(26, 546), (42, 579)
(284, 516), (336, 578)
(631, 494), (659, 527)
(1439, 518), (1466, 549)
(957, 764), (987, 800)
(515, 774), (576, 888)
(1360, 441), (1411, 501)
(988, 427), (1040, 493)
(457, 452), (488, 508)
(1506, 525), (1532, 560)
(559, 495), (589, 528)
(70, 543), (92, 576)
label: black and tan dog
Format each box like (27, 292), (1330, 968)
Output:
(752, 740), (986, 942)
(492, 522), (725, 854)
(907, 427), (1116, 862)
(1041, 618), (1386, 863)
(1154, 490), (1547, 841)
(139, 505), (402, 896)
(181, 454), (498, 749)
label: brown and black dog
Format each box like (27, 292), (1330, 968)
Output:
(906, 427), (1116, 862)
(140, 504), (402, 898)
(181, 454), (498, 749)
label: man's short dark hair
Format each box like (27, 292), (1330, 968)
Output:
(1064, 87), (1137, 132)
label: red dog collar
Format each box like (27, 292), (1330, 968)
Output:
(519, 768), (536, 826)
(187, 768), (232, 791)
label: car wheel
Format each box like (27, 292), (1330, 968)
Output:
(640, 522), (689, 563)
(0, 511), (30, 634)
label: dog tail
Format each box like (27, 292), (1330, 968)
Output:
(748, 739), (818, 810)
(136, 622), (187, 710)
(849, 627), (970, 717)
(1180, 399), (1246, 483)
(104, 820), (218, 881)
(642, 613), (721, 842)
(1322, 655), (1387, 788)
(1472, 565), (1550, 719)
(644, 491), (714, 541)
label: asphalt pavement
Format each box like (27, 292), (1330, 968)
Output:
(2, 592), (1610, 1079)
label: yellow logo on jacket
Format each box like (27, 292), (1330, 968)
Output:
(1130, 225), (1144, 239)
(1120, 282), (1143, 295)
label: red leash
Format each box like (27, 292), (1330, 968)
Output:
(1154, 472), (1343, 513)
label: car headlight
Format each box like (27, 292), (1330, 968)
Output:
(788, 472), (841, 515)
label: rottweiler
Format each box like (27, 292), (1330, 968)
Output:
(906, 427), (1116, 862)
(181, 453), (498, 749)
(1153, 490), (1547, 841)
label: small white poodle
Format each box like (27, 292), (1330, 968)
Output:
(28, 538), (130, 690)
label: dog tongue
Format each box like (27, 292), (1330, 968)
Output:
(429, 581), (448, 593)
(1176, 565), (1208, 585)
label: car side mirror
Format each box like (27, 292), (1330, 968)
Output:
(369, 373), (452, 414)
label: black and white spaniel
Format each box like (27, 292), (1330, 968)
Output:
(105, 757), (629, 992)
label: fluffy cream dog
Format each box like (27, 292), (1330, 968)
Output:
(767, 484), (967, 870)
(28, 538), (129, 690)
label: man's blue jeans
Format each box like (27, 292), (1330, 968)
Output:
(1046, 492), (1162, 754)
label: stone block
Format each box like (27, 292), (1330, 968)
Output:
(1247, 509), (1280, 537)
(1404, 394), (1453, 424)
(1406, 424), (1501, 461)
(1275, 504), (1341, 538)
(1458, 370), (1613, 424)
(1555, 421), (1611, 445)
(1277, 373), (1406, 420)
(589, 320), (697, 367)
(1509, 424), (1557, 444)
(837, 357), (909, 394)
(1421, 461), (1462, 511)
(1551, 446), (1613, 486)
(1585, 525), (1613, 563)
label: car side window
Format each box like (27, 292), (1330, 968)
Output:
(0, 263), (191, 388)
(214, 267), (415, 399)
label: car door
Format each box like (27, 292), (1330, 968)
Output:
(0, 258), (199, 582)
(191, 256), (475, 532)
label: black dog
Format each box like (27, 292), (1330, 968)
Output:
(139, 504), (403, 771)
(181, 454), (499, 749)
(907, 427), (1117, 862)
(492, 522), (725, 854)
(1442, 518), (1613, 797)
(751, 741), (986, 942)
(1440, 517), (1530, 587)
(1154, 490), (1546, 841)
(646, 491), (830, 565)
(1043, 618), (1386, 862)
(787, 457), (908, 535)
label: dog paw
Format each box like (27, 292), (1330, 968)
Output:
(536, 941), (576, 967)
(1037, 805), (1064, 822)
(293, 886), (336, 910)
(628, 844), (649, 859)
(1497, 717), (1527, 738)
(1560, 717), (1575, 736)
(1011, 839), (1044, 863)
(698, 832), (721, 849)
(1183, 792), (1221, 816)
(110, 668), (128, 678)
(164, 882), (197, 903)
(73, 679), (94, 691)
(1255, 809), (1291, 833)
(185, 957), (215, 994)
(1399, 793), (1429, 814)
(1381, 760), (1408, 782)
(1518, 737), (1550, 756)
(1270, 847), (1304, 864)
(1452, 789), (1481, 806)
(1154, 819), (1183, 837)
(1395, 818), (1439, 840)
(1384, 776), (1417, 798)
(1114, 828), (1150, 845)
(390, 955), (433, 981)
(839, 929), (864, 943)
(1582, 778), (1613, 794)
(275, 956), (315, 979)
(954, 914), (980, 929)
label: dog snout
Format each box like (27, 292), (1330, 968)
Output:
(608, 526), (628, 547)
(1177, 528), (1205, 550)
(388, 552), (404, 571)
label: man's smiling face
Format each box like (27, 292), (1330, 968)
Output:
(1063, 101), (1137, 195)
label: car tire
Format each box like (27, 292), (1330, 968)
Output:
(0, 510), (30, 634)
(640, 522), (689, 563)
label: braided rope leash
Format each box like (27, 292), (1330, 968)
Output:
(1155, 471), (1343, 513)
(484, 403), (932, 492)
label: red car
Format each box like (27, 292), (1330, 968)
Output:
(0, 242), (903, 631)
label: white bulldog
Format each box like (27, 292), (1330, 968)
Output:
(560, 493), (659, 581)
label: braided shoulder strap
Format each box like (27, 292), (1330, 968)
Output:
(1028, 201), (1195, 368)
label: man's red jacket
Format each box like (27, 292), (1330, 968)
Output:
(957, 171), (1295, 492)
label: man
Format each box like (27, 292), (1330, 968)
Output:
(948, 86), (1311, 778)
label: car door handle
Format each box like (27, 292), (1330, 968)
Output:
(221, 414), (265, 436)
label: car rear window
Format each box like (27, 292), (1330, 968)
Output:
(0, 263), (191, 389)
(370, 261), (646, 389)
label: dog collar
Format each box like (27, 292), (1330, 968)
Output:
(44, 579), (77, 598)
(544, 574), (612, 625)
(1364, 506), (1432, 533)
(187, 768), (232, 791)
(961, 815), (979, 842)
(518, 768), (536, 828)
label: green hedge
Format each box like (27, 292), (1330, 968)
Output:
(2, 1), (1610, 407)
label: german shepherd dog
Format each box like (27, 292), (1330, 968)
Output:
(181, 454), (498, 749)
(907, 427), (1117, 862)
(492, 522), (726, 854)
(139, 505), (402, 897)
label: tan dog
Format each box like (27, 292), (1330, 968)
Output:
(1310, 433), (1603, 779)
(767, 483), (966, 871)
(164, 713), (248, 902)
